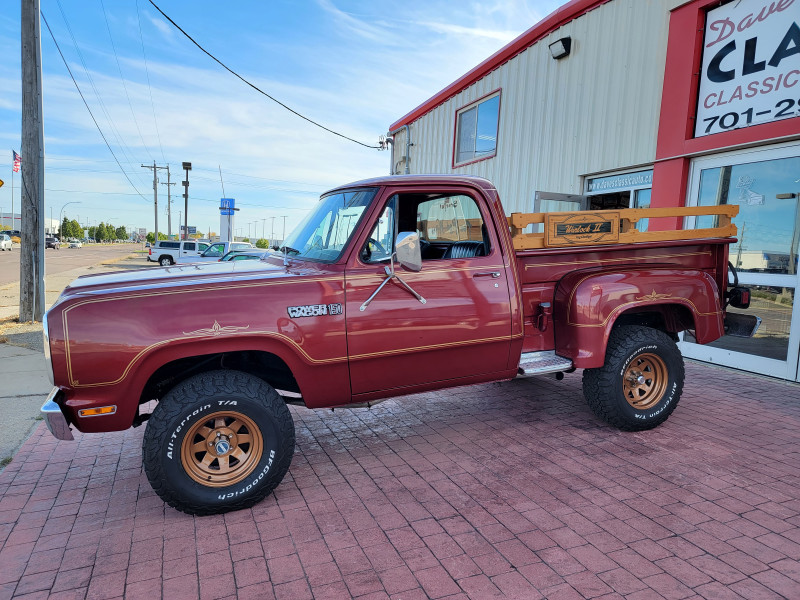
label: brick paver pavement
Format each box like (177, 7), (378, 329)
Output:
(1, 362), (799, 599)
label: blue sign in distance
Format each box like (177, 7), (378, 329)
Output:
(220, 198), (235, 216)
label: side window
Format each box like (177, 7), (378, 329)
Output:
(198, 243), (209, 251)
(361, 196), (397, 263)
(454, 93), (500, 166)
(417, 195), (489, 260)
(205, 243), (225, 257)
(184, 242), (196, 251)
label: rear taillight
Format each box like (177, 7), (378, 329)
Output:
(727, 286), (751, 309)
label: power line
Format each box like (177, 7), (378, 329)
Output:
(146, 0), (380, 149)
(136, 0), (167, 162)
(41, 12), (149, 202)
(54, 0), (149, 186)
(99, 0), (154, 162)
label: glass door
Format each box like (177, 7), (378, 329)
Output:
(681, 143), (800, 380)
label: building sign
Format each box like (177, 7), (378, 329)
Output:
(696, 0), (800, 137)
(220, 198), (235, 216)
(586, 170), (653, 194)
(180, 225), (197, 235)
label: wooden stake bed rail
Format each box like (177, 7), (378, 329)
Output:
(507, 205), (739, 251)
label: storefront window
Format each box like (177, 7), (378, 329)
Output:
(585, 169), (653, 221)
(695, 156), (800, 274)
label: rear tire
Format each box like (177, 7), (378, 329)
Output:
(159, 255), (173, 266)
(582, 325), (684, 431)
(142, 370), (295, 515)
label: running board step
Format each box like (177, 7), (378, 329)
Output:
(518, 351), (573, 376)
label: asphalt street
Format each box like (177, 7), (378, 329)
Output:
(0, 243), (143, 286)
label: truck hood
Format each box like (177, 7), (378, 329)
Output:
(60, 256), (312, 296)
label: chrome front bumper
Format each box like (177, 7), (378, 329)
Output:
(41, 388), (74, 441)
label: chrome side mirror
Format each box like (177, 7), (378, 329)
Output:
(395, 232), (422, 272)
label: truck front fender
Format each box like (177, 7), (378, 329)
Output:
(553, 268), (723, 368)
(58, 331), (350, 433)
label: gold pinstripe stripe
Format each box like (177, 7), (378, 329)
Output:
(524, 251), (711, 270)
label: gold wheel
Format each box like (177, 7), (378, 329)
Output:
(180, 411), (264, 487)
(623, 352), (668, 410)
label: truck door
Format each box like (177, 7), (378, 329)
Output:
(345, 188), (514, 396)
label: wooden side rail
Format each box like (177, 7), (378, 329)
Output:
(507, 205), (739, 251)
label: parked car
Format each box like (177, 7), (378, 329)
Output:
(69, 241), (82, 249)
(0, 234), (12, 251)
(45, 237), (59, 249)
(2, 230), (21, 244)
(175, 241), (254, 264)
(219, 249), (268, 262)
(148, 240), (210, 266)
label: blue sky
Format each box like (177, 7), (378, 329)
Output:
(0, 0), (558, 239)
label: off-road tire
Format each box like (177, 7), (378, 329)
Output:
(582, 325), (684, 431)
(142, 370), (295, 515)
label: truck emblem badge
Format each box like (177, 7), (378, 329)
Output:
(183, 320), (251, 337)
(287, 304), (343, 318)
(636, 290), (672, 301)
(545, 212), (620, 246)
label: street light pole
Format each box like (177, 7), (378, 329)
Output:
(59, 201), (80, 241)
(281, 215), (287, 245)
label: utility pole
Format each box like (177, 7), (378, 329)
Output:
(160, 165), (175, 238)
(20, 0), (45, 321)
(281, 215), (287, 245)
(270, 216), (275, 247)
(142, 162), (166, 241)
(181, 162), (191, 240)
(262, 218), (266, 241)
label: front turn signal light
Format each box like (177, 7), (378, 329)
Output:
(78, 406), (117, 417)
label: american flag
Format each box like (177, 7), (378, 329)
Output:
(12, 151), (20, 173)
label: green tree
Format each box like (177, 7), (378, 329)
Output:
(115, 226), (127, 240)
(60, 216), (70, 240)
(255, 238), (269, 249)
(70, 219), (81, 239)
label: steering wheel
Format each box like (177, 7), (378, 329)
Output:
(367, 238), (387, 255)
(419, 237), (430, 255)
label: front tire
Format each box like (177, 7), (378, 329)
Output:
(582, 325), (684, 431)
(142, 370), (295, 515)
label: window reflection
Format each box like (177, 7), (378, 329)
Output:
(685, 286), (793, 361)
(696, 156), (800, 274)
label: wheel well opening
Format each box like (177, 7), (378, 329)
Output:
(613, 305), (695, 340)
(140, 351), (300, 405)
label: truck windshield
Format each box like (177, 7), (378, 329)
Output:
(281, 189), (377, 262)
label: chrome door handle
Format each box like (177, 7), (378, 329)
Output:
(473, 271), (501, 278)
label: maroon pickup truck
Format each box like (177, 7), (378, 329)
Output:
(40, 175), (757, 515)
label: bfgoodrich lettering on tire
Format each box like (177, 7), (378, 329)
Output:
(142, 370), (295, 515)
(582, 325), (685, 431)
